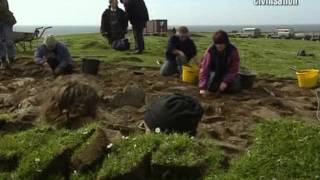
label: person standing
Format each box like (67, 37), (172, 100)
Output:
(120, 0), (149, 54)
(101, 0), (128, 45)
(0, 0), (17, 69)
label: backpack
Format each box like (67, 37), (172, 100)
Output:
(112, 38), (130, 51)
(144, 93), (204, 136)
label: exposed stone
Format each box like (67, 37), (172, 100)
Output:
(151, 82), (166, 91)
(110, 84), (145, 108)
(0, 94), (16, 107)
(7, 78), (35, 89)
(252, 107), (281, 120)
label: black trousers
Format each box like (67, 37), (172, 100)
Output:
(208, 72), (242, 94)
(132, 23), (145, 51)
(47, 58), (73, 74)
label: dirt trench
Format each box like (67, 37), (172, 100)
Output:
(0, 57), (318, 156)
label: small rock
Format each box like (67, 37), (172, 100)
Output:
(166, 86), (189, 93)
(110, 84), (145, 108)
(103, 129), (123, 142)
(0, 94), (16, 107)
(8, 78), (35, 89)
(145, 93), (162, 107)
(213, 140), (245, 153)
(151, 82), (166, 91)
(252, 107), (281, 120)
(0, 86), (8, 92)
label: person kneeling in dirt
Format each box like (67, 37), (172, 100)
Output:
(34, 35), (74, 76)
(101, 0), (128, 46)
(160, 26), (197, 76)
(199, 30), (242, 96)
(144, 94), (204, 136)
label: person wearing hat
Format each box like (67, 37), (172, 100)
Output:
(101, 0), (128, 45)
(199, 30), (242, 96)
(144, 94), (204, 136)
(160, 26), (197, 76)
(34, 35), (74, 76)
(0, 0), (17, 69)
(120, 0), (149, 54)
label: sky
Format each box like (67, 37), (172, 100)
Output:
(8, 0), (320, 26)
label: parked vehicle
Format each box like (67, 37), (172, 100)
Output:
(276, 28), (295, 39)
(237, 28), (261, 38)
(294, 33), (312, 40)
(311, 34), (320, 41)
(13, 26), (52, 51)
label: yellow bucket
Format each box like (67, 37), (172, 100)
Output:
(182, 65), (199, 84)
(296, 69), (319, 88)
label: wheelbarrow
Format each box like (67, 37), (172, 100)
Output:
(13, 26), (52, 52)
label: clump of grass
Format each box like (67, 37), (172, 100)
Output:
(97, 134), (162, 179)
(14, 125), (96, 179)
(97, 133), (223, 179)
(152, 134), (223, 179)
(152, 134), (222, 168)
(0, 114), (11, 122)
(0, 124), (97, 179)
(216, 119), (320, 180)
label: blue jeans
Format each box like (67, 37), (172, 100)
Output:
(160, 55), (189, 76)
(0, 22), (16, 59)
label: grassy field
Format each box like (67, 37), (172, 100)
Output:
(23, 32), (320, 78)
(7, 33), (320, 179)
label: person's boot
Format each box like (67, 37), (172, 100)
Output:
(8, 57), (15, 64)
(1, 57), (10, 70)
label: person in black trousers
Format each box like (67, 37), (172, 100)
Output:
(120, 0), (149, 54)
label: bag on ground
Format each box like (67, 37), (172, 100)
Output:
(112, 38), (130, 51)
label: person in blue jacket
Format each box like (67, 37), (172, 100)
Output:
(34, 35), (74, 76)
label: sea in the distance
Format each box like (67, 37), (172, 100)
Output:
(14, 24), (320, 36)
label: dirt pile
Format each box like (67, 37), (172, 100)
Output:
(42, 81), (99, 129)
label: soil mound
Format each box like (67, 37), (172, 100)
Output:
(42, 81), (99, 129)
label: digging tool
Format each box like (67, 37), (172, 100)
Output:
(289, 66), (297, 72)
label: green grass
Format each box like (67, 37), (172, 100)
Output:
(152, 134), (222, 169)
(97, 134), (162, 179)
(0, 124), (97, 179)
(207, 119), (320, 180)
(23, 32), (320, 78)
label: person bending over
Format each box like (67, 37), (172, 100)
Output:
(160, 26), (197, 76)
(101, 0), (128, 45)
(144, 94), (204, 136)
(34, 35), (74, 76)
(199, 30), (242, 96)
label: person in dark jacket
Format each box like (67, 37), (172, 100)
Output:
(160, 26), (197, 76)
(101, 0), (128, 45)
(34, 35), (74, 76)
(199, 30), (242, 96)
(120, 0), (149, 54)
(0, 0), (16, 69)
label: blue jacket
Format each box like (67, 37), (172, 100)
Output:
(34, 42), (74, 69)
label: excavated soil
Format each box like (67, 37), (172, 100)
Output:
(0, 57), (318, 157)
